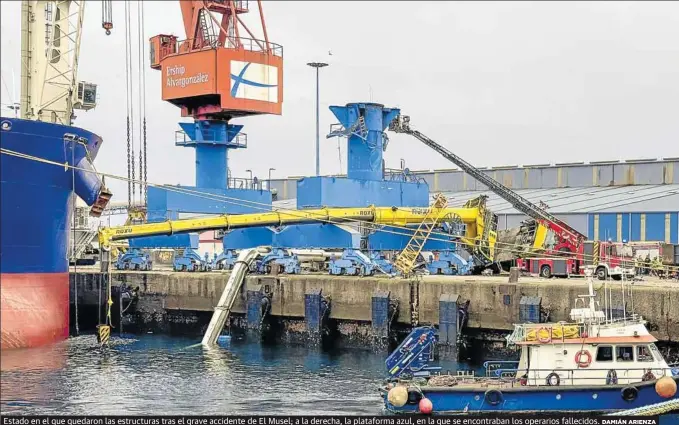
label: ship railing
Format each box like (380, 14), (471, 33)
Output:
(522, 367), (674, 387)
(151, 176), (264, 192)
(175, 130), (248, 149)
(175, 36), (283, 57)
(506, 322), (589, 345)
(227, 177), (269, 191)
(383, 168), (427, 185)
(603, 313), (645, 325)
(209, 0), (249, 13)
(484, 361), (520, 377)
(423, 366), (677, 388)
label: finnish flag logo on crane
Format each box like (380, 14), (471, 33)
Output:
(230, 61), (278, 103)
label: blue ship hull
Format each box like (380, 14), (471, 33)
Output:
(382, 376), (679, 413)
(0, 117), (110, 349)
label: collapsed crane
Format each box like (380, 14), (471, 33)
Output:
(98, 200), (497, 274)
(388, 115), (587, 256)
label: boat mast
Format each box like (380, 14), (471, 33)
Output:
(621, 271), (627, 321)
(585, 267), (596, 315)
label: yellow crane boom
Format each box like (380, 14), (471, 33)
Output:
(98, 200), (497, 261)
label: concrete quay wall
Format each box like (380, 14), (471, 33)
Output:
(69, 271), (679, 341)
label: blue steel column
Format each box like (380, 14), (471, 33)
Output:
(195, 145), (227, 189)
(329, 103), (400, 181)
(177, 120), (245, 190)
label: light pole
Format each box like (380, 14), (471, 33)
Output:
(268, 167), (276, 188)
(307, 62), (328, 176)
(246, 169), (253, 188)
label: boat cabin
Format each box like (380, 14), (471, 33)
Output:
(504, 275), (672, 387)
(508, 321), (670, 386)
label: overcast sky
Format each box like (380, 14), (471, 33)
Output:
(1, 1), (678, 201)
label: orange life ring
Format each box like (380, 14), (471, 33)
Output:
(575, 350), (592, 368)
(537, 327), (552, 343)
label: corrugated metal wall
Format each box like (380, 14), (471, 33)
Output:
(497, 213), (589, 236)
(270, 159), (679, 200)
(587, 212), (679, 243)
(426, 159), (679, 191)
(266, 159), (679, 245)
(498, 212), (678, 243)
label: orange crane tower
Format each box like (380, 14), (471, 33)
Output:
(149, 0), (283, 121)
(124, 1), (284, 269)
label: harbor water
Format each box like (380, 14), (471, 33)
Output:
(1, 333), (469, 415)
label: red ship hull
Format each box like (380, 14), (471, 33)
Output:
(0, 273), (69, 350)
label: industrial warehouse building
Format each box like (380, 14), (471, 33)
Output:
(271, 157), (679, 244)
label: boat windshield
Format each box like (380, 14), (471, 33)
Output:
(649, 343), (663, 362)
(637, 345), (654, 362)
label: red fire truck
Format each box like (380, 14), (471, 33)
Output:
(516, 240), (636, 280)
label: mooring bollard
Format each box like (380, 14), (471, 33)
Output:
(509, 266), (520, 283)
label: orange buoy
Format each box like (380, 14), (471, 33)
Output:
(655, 376), (677, 399)
(387, 386), (408, 407)
(419, 397), (433, 414)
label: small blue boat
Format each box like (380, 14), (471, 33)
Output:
(380, 271), (679, 414)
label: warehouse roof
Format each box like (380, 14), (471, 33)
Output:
(273, 184), (679, 214)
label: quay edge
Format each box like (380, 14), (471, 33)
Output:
(69, 271), (679, 344)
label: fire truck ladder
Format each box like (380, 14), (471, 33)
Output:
(388, 115), (586, 249)
(394, 193), (450, 277)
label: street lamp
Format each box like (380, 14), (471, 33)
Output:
(268, 167), (276, 186)
(246, 169), (253, 187)
(307, 62), (329, 177)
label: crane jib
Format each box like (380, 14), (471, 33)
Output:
(409, 130), (585, 240)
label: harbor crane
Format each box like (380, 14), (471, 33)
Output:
(20, 0), (113, 125)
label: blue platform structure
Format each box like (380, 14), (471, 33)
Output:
(128, 101), (473, 274)
(266, 102), (460, 260)
(130, 120), (273, 260)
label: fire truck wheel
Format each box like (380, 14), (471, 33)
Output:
(596, 267), (608, 280)
(540, 265), (552, 279)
